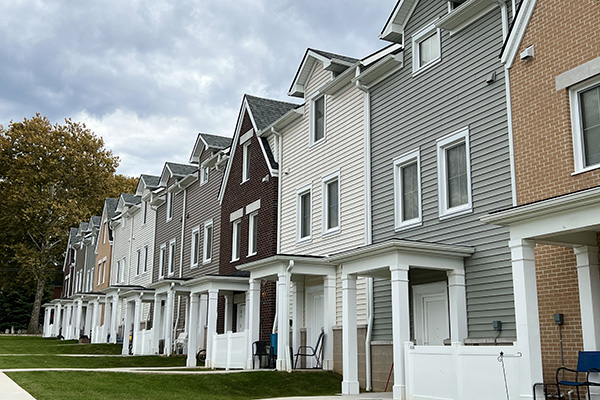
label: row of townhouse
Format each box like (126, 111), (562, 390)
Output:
(40, 0), (600, 398)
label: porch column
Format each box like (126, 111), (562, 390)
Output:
(276, 271), (290, 371)
(246, 279), (260, 369)
(447, 269), (468, 343)
(84, 304), (92, 337)
(122, 300), (132, 355)
(323, 273), (336, 370)
(109, 295), (119, 344)
(224, 294), (233, 332)
(74, 300), (83, 338)
(509, 239), (543, 399)
(292, 280), (304, 362)
(390, 264), (410, 400)
(151, 294), (162, 354)
(575, 245), (600, 350)
(63, 305), (71, 339)
(102, 299), (111, 343)
(54, 304), (62, 337)
(132, 296), (142, 354)
(91, 301), (99, 342)
(198, 294), (208, 351)
(164, 289), (175, 356)
(205, 289), (218, 368)
(43, 308), (51, 337)
(186, 293), (200, 367)
(342, 273), (359, 395)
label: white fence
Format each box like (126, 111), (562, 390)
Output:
(133, 329), (153, 355)
(211, 331), (248, 370)
(404, 342), (523, 400)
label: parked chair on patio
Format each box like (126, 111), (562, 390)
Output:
(294, 328), (324, 369)
(252, 340), (271, 369)
(556, 351), (600, 399)
(173, 332), (188, 354)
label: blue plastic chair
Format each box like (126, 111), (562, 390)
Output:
(556, 351), (600, 399)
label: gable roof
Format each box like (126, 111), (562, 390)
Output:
(288, 48), (359, 98)
(189, 133), (232, 164)
(105, 198), (119, 220)
(159, 162), (198, 187)
(135, 174), (160, 196)
(217, 94), (299, 203)
(379, 0), (418, 43)
(89, 215), (101, 228)
(121, 193), (142, 207)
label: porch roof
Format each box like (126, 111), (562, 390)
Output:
(120, 287), (156, 301)
(185, 274), (249, 294)
(147, 278), (191, 294)
(236, 254), (334, 280)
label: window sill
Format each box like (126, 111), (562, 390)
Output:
(202, 259), (211, 265)
(395, 220), (422, 232)
(296, 237), (312, 245)
(412, 57), (441, 78)
(230, 258), (240, 263)
(572, 164), (600, 176)
(190, 264), (198, 270)
(247, 252), (257, 258)
(438, 206), (472, 221)
(322, 227), (340, 237)
(309, 137), (327, 149)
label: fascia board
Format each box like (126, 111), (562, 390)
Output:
(501, 0), (536, 68)
(218, 98), (248, 204)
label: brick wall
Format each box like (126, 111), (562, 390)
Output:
(510, 0), (600, 206)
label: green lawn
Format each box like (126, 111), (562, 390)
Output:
(7, 370), (342, 400)
(0, 354), (187, 369)
(0, 336), (121, 355)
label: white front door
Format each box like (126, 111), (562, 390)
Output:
(305, 285), (324, 368)
(413, 281), (449, 345)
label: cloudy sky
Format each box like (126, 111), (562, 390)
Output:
(0, 1), (397, 177)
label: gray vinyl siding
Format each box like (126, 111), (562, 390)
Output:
(370, 3), (514, 339)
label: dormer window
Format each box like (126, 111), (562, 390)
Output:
(311, 95), (326, 145)
(242, 142), (251, 183)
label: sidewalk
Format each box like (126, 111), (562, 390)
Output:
(260, 393), (393, 400)
(0, 372), (36, 399)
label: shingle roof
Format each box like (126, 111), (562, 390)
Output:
(261, 137), (278, 170)
(90, 216), (101, 227)
(121, 193), (141, 206)
(200, 133), (232, 150)
(166, 162), (198, 177)
(245, 95), (299, 131)
(309, 48), (359, 65)
(140, 174), (160, 189)
(105, 198), (119, 220)
(68, 227), (78, 245)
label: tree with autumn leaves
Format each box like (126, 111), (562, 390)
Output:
(0, 114), (137, 333)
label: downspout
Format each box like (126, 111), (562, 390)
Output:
(365, 277), (374, 391)
(272, 127), (283, 254)
(286, 260), (294, 372)
(179, 188), (187, 278)
(127, 212), (133, 285)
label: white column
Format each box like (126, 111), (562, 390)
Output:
(109, 296), (119, 344)
(342, 273), (359, 395)
(54, 304), (62, 337)
(186, 293), (200, 367)
(63, 305), (71, 339)
(224, 294), (233, 332)
(276, 271), (290, 371)
(102, 299), (111, 343)
(205, 289), (219, 368)
(292, 280), (304, 364)
(74, 300), (83, 338)
(575, 245), (600, 350)
(246, 279), (260, 369)
(323, 273), (336, 371)
(509, 239), (543, 399)
(132, 296), (142, 354)
(43, 308), (50, 337)
(84, 304), (92, 337)
(390, 264), (410, 400)
(164, 289), (175, 356)
(198, 294), (208, 351)
(91, 301), (99, 342)
(447, 269), (468, 343)
(122, 300), (132, 355)
(151, 294), (162, 354)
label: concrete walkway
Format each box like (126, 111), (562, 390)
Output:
(259, 394), (393, 400)
(0, 372), (36, 399)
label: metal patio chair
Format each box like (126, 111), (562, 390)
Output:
(294, 328), (324, 369)
(556, 351), (600, 399)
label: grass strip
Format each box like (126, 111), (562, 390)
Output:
(0, 336), (121, 355)
(0, 354), (186, 369)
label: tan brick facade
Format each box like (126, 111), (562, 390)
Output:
(510, 0), (600, 206)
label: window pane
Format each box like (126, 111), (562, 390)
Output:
(251, 215), (258, 254)
(401, 162), (418, 221)
(314, 97), (325, 142)
(581, 86), (600, 166)
(327, 180), (339, 229)
(144, 246), (148, 272)
(300, 192), (311, 238)
(206, 225), (213, 260)
(419, 32), (439, 67)
(193, 232), (199, 265)
(244, 143), (251, 180)
(446, 143), (468, 208)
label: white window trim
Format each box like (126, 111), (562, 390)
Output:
(437, 127), (473, 219)
(309, 94), (327, 147)
(242, 141), (251, 183)
(115, 260), (121, 285)
(143, 244), (149, 274)
(203, 220), (213, 264)
(191, 226), (200, 269)
(296, 184), (312, 243)
(247, 212), (258, 257)
(393, 149), (422, 230)
(322, 171), (341, 235)
(200, 165), (209, 185)
(570, 74), (600, 174)
(231, 219), (241, 262)
(412, 22), (442, 76)
(142, 201), (147, 226)
(168, 239), (176, 276)
(135, 248), (142, 276)
(166, 191), (173, 222)
(159, 244), (166, 279)
(121, 257), (126, 283)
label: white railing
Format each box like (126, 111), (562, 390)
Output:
(211, 331), (248, 370)
(404, 342), (523, 400)
(133, 329), (153, 355)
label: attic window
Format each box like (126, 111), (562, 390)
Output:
(412, 23), (441, 75)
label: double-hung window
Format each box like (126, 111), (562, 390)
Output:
(412, 23), (441, 74)
(136, 249), (142, 276)
(242, 142), (251, 183)
(437, 128), (472, 217)
(143, 245), (148, 273)
(248, 213), (258, 256)
(322, 172), (340, 234)
(297, 185), (312, 242)
(191, 227), (200, 268)
(200, 166), (209, 185)
(121, 257), (126, 283)
(142, 202), (147, 225)
(394, 149), (422, 229)
(231, 219), (242, 261)
(570, 76), (600, 172)
(115, 260), (121, 284)
(168, 240), (176, 276)
(311, 95), (326, 145)
(203, 220), (213, 264)
(166, 191), (174, 221)
(159, 244), (166, 279)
